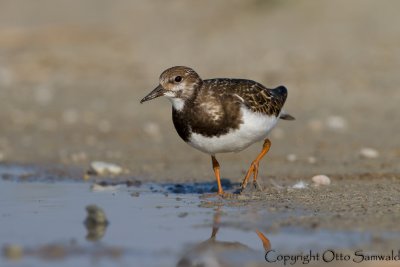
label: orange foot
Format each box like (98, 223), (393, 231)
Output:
(240, 139), (271, 192)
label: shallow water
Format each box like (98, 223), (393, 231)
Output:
(0, 165), (393, 267)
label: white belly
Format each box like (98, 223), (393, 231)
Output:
(188, 107), (278, 155)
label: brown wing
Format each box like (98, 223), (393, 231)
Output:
(205, 79), (289, 117)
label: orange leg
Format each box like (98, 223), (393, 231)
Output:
(212, 156), (224, 195)
(241, 139), (271, 191)
(255, 229), (271, 251)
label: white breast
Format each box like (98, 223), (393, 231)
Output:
(188, 106), (278, 155)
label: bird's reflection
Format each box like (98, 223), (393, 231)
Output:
(84, 205), (109, 242)
(177, 207), (271, 267)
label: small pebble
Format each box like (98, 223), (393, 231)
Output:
(292, 181), (308, 189)
(311, 175), (331, 186)
(286, 154), (297, 162)
(89, 161), (123, 175)
(326, 116), (347, 131)
(359, 148), (379, 159)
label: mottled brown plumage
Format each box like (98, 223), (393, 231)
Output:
(198, 78), (290, 117)
(173, 76), (293, 140)
(140, 66), (294, 196)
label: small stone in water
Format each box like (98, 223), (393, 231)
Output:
(311, 175), (331, 186)
(359, 148), (379, 159)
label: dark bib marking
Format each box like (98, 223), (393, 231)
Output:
(172, 92), (243, 141)
(172, 108), (191, 142)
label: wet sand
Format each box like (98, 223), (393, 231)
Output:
(1, 1), (400, 266)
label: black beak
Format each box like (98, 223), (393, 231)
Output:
(140, 85), (166, 104)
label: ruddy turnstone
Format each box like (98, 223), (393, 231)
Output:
(141, 66), (294, 196)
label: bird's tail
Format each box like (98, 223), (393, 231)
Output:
(279, 111), (295, 120)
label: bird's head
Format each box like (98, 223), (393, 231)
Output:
(140, 66), (202, 109)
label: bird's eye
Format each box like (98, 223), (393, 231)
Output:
(174, 76), (182, 83)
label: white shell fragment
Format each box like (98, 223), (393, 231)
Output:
(292, 181), (308, 189)
(89, 161), (123, 175)
(359, 148), (379, 159)
(311, 175), (331, 186)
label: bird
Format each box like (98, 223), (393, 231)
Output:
(140, 66), (294, 197)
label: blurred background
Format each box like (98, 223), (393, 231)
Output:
(0, 0), (399, 182)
